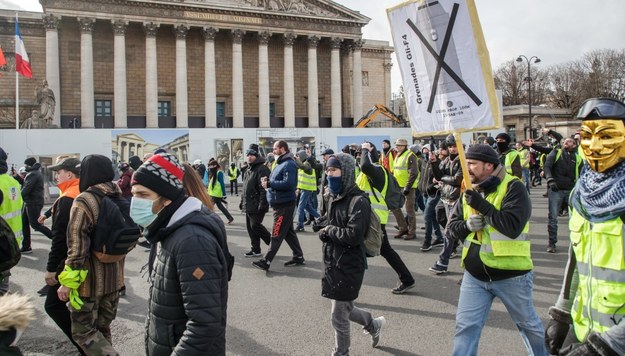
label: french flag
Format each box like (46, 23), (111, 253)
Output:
(15, 17), (32, 79)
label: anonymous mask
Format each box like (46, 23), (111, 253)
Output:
(579, 119), (625, 172)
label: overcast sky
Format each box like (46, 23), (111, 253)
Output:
(3, 0), (624, 92)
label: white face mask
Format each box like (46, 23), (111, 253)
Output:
(130, 197), (158, 228)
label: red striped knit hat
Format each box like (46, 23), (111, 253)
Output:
(132, 153), (185, 200)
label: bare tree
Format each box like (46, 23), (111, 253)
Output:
(494, 59), (550, 107)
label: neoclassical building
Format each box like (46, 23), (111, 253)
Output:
(0, 0), (394, 129)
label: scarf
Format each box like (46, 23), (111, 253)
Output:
(571, 161), (625, 223)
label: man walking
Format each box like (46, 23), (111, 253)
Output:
(240, 145), (271, 257)
(295, 149), (320, 232)
(446, 144), (547, 356)
(253, 140), (305, 271)
(21, 156), (52, 253)
(0, 147), (23, 295)
(543, 137), (582, 253)
(390, 138), (418, 240)
(228, 162), (240, 196)
(495, 133), (522, 179)
(418, 144), (444, 252)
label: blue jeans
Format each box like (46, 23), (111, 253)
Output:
(414, 189), (425, 212)
(547, 189), (570, 246)
(297, 190), (320, 228)
(522, 168), (531, 192)
(423, 194), (443, 243)
(453, 271), (548, 356)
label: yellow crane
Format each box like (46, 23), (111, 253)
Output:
(353, 104), (407, 128)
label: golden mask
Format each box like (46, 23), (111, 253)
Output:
(579, 119), (625, 172)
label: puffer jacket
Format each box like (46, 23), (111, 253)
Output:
(431, 154), (463, 203)
(240, 156), (270, 213)
(145, 197), (229, 356)
(266, 152), (298, 207)
(320, 153), (370, 302)
(21, 163), (44, 205)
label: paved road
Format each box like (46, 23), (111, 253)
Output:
(13, 186), (569, 355)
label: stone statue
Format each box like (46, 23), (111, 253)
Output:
(36, 80), (55, 128)
(20, 109), (42, 129)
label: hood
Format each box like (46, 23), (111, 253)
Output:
(335, 152), (356, 192)
(250, 156), (267, 167)
(277, 151), (295, 164)
(79, 154), (115, 192)
(296, 150), (308, 162)
(25, 162), (41, 172)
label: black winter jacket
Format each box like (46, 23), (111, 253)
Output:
(21, 163), (44, 205)
(240, 157), (270, 214)
(431, 154), (463, 203)
(47, 195), (74, 274)
(543, 148), (581, 191)
(321, 184), (370, 301)
(145, 197), (229, 356)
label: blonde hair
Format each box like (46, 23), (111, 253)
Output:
(0, 294), (35, 331)
(182, 163), (214, 210)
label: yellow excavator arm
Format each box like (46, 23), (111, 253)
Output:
(354, 104), (406, 128)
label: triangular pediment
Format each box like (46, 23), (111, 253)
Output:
(115, 133), (145, 142)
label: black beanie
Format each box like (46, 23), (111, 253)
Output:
(24, 157), (36, 166)
(128, 155), (142, 171)
(326, 156), (341, 169)
(132, 153), (185, 200)
(465, 144), (500, 165)
(495, 133), (511, 143)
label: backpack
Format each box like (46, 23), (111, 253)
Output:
(349, 195), (382, 257)
(0, 217), (20, 272)
(88, 188), (141, 263)
(383, 169), (406, 210)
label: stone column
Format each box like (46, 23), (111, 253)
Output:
(283, 33), (296, 127)
(231, 29), (245, 128)
(78, 18), (95, 128)
(43, 15), (61, 127)
(307, 35), (320, 127)
(203, 27), (217, 128)
(113, 20), (128, 128)
(144, 23), (159, 128)
(330, 37), (342, 128)
(383, 62), (393, 108)
(352, 39), (364, 121)
(258, 31), (271, 128)
(175, 25), (189, 128)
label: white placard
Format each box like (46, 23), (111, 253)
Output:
(388, 0), (500, 135)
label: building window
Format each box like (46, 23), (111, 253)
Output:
(362, 71), (369, 86)
(506, 125), (516, 142)
(216, 102), (225, 118)
(269, 103), (276, 118)
(158, 101), (171, 117)
(95, 100), (112, 117)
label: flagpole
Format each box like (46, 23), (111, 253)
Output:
(15, 12), (19, 130)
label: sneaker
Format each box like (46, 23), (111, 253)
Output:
(429, 262), (448, 274)
(420, 241), (432, 252)
(391, 282), (415, 294)
(393, 230), (407, 239)
(365, 316), (386, 348)
(546, 245), (556, 253)
(252, 259), (270, 271)
(227, 218), (234, 225)
(295, 227), (305, 233)
(244, 250), (262, 258)
(284, 257), (305, 267)
(20, 247), (32, 254)
(304, 219), (314, 226)
(37, 285), (50, 296)
(118, 285), (126, 297)
(138, 240), (150, 248)
(449, 249), (458, 259)
(431, 238), (445, 248)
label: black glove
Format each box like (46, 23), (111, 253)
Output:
(464, 189), (494, 215)
(544, 307), (572, 355)
(318, 227), (329, 242)
(239, 201), (243, 210)
(402, 188), (411, 196)
(548, 180), (559, 192)
(559, 332), (619, 356)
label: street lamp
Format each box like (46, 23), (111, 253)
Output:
(516, 55), (541, 139)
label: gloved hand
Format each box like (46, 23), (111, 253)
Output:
(465, 214), (485, 232)
(548, 180), (559, 192)
(403, 188), (411, 196)
(464, 189), (493, 215)
(239, 201), (243, 210)
(318, 227), (330, 242)
(544, 306), (572, 355)
(558, 332), (619, 356)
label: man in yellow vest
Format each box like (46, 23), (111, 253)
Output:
(391, 138), (419, 240)
(295, 149), (320, 232)
(0, 147), (23, 295)
(228, 162), (240, 196)
(544, 97), (625, 356)
(446, 144), (548, 356)
(516, 142), (531, 192)
(495, 133), (522, 179)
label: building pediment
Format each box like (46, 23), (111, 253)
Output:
(116, 133), (145, 142)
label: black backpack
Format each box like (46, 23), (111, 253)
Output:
(88, 188), (141, 263)
(0, 216), (20, 272)
(383, 169), (406, 210)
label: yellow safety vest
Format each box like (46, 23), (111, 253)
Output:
(461, 173), (532, 271)
(0, 174), (24, 245)
(355, 168), (389, 224)
(554, 149), (584, 181)
(297, 169), (317, 191)
(208, 171), (224, 198)
(503, 150), (520, 176)
(517, 148), (530, 169)
(393, 150), (418, 189)
(569, 210), (625, 340)
(228, 167), (239, 180)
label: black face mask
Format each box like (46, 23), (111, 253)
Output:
(496, 142), (509, 152)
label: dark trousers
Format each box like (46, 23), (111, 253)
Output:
(423, 194), (444, 243)
(547, 189), (570, 246)
(437, 201), (457, 267)
(45, 284), (87, 355)
(246, 212), (271, 253)
(230, 180), (238, 195)
(380, 225), (414, 285)
(213, 197), (234, 222)
(22, 203), (53, 249)
(264, 201), (304, 263)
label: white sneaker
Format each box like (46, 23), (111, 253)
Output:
(365, 316), (386, 348)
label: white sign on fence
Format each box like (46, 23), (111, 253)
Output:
(387, 0), (500, 135)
